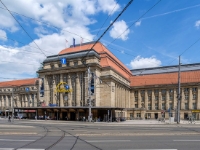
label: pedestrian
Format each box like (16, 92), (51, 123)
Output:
(8, 115), (11, 122)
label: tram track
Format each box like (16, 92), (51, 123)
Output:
(8, 122), (102, 150)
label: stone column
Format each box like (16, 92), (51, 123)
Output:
(173, 89), (177, 110)
(197, 86), (200, 109)
(138, 90), (141, 109)
(189, 88), (193, 110)
(60, 74), (64, 107)
(115, 85), (118, 107)
(52, 76), (56, 105)
(181, 88), (184, 110)
(0, 96), (3, 108)
(44, 76), (50, 106)
(152, 90), (155, 110)
(76, 73), (80, 106)
(166, 90), (169, 110)
(117, 86), (119, 107)
(123, 88), (125, 108)
(144, 90), (148, 110)
(68, 74), (72, 106)
(131, 90), (135, 108)
(119, 86), (121, 107)
(158, 90), (161, 110)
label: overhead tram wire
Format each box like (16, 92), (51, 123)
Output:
(0, 35), (54, 55)
(0, 6), (91, 43)
(0, 0), (47, 57)
(81, 0), (134, 65)
(168, 36), (200, 65)
(106, 0), (162, 48)
(94, 0), (120, 39)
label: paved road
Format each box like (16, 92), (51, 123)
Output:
(0, 119), (200, 150)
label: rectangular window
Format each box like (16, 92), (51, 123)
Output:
(140, 90), (145, 94)
(169, 103), (173, 109)
(161, 89), (166, 93)
(169, 95), (173, 100)
(193, 94), (197, 100)
(141, 96), (144, 102)
(135, 97), (138, 101)
(137, 113), (141, 118)
(169, 89), (174, 93)
(184, 88), (189, 92)
(148, 103), (151, 110)
(130, 113), (133, 119)
(154, 89), (159, 93)
(135, 104), (138, 108)
(148, 90), (152, 94)
(162, 103), (165, 110)
(148, 96), (151, 101)
(74, 61), (78, 66)
(50, 64), (54, 69)
(162, 95), (166, 101)
(155, 96), (158, 101)
(193, 103), (197, 109)
(58, 63), (62, 68)
(185, 103), (188, 110)
(192, 87), (197, 92)
(155, 103), (158, 110)
(185, 94), (189, 100)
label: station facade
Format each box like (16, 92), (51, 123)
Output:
(0, 41), (200, 120)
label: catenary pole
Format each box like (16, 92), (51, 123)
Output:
(88, 67), (92, 122)
(177, 56), (181, 124)
(12, 87), (14, 122)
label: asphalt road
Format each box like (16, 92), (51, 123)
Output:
(0, 119), (200, 150)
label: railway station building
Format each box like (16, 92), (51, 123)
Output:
(0, 41), (200, 121)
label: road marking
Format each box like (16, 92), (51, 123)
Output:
(0, 148), (45, 150)
(86, 140), (131, 143)
(118, 149), (177, 150)
(0, 139), (35, 141)
(173, 140), (200, 141)
(17, 149), (45, 150)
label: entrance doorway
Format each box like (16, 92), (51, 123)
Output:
(184, 113), (188, 120)
(154, 113), (158, 119)
(62, 112), (67, 120)
(70, 112), (76, 120)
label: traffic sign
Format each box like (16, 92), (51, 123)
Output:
(60, 58), (67, 64)
(64, 85), (69, 90)
(25, 87), (29, 92)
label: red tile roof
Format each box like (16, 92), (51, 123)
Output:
(0, 78), (38, 88)
(59, 42), (132, 80)
(130, 70), (200, 87)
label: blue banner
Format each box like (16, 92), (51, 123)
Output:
(49, 104), (58, 107)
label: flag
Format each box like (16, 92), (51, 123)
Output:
(73, 38), (75, 47)
(65, 39), (68, 48)
(80, 37), (83, 45)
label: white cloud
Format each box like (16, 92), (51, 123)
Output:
(0, 29), (7, 41)
(135, 20), (141, 27)
(0, 0), (121, 81)
(109, 20), (130, 41)
(195, 20), (200, 28)
(128, 56), (161, 69)
(97, 0), (120, 15)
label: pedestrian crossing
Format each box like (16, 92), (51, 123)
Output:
(0, 149), (45, 150)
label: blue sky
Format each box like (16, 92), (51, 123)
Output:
(0, 0), (200, 81)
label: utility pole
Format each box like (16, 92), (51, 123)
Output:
(177, 56), (181, 124)
(12, 87), (14, 122)
(88, 67), (92, 122)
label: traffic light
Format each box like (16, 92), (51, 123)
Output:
(90, 73), (94, 94)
